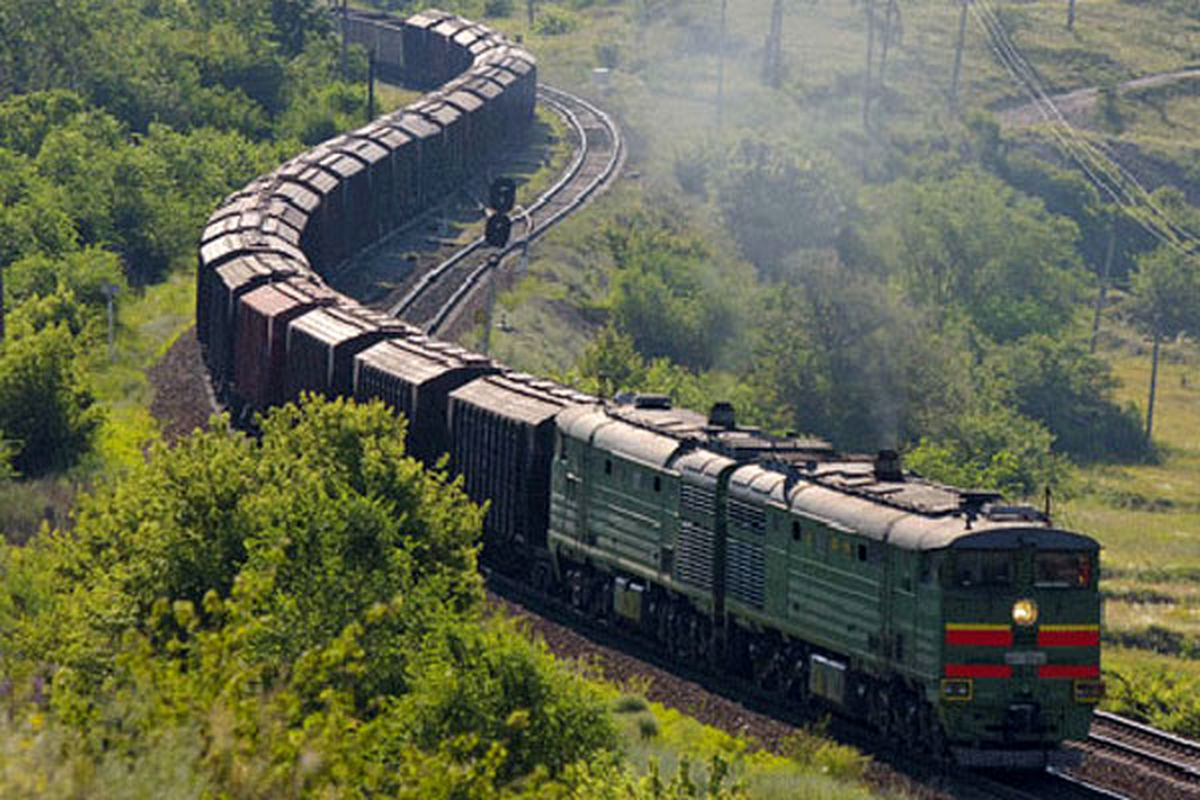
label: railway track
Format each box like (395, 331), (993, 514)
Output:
(382, 84), (623, 333)
(1063, 710), (1200, 798)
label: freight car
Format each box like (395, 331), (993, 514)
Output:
(195, 8), (1102, 770)
(195, 7), (537, 408)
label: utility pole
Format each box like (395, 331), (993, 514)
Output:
(878, 0), (898, 93)
(863, 0), (876, 130)
(1067, 0), (1076, 30)
(367, 48), (376, 121)
(528, 0), (535, 28)
(1146, 317), (1161, 442)
(481, 255), (500, 356)
(716, 0), (727, 127)
(763, 0), (784, 89)
(1089, 214), (1117, 353)
(341, 0), (348, 81)
(950, 0), (969, 102)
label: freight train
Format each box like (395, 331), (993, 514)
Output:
(195, 8), (1103, 769)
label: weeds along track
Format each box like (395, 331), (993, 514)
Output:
(383, 84), (624, 334)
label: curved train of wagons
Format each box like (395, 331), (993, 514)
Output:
(195, 7), (1104, 770)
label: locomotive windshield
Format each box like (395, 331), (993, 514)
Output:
(950, 551), (1013, 588)
(1034, 551), (1093, 588)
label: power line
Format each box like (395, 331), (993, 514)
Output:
(973, 0), (1200, 253)
(969, 0), (1200, 258)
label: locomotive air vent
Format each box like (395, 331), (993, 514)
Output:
(708, 401), (736, 429)
(873, 449), (903, 482)
(633, 393), (672, 410)
(985, 505), (1049, 524)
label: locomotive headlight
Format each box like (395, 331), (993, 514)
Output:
(1012, 598), (1039, 627)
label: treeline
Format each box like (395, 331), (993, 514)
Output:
(565, 119), (1200, 497)
(0, 0), (371, 480)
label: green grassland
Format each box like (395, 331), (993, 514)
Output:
(1059, 324), (1200, 666)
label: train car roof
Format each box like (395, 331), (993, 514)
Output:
(288, 304), (409, 347)
(673, 448), (739, 482)
(387, 111), (440, 139)
(450, 374), (581, 426)
(356, 336), (492, 385)
(241, 277), (336, 317)
(405, 9), (455, 30)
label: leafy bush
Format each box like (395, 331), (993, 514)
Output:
(865, 169), (1085, 343)
(601, 211), (743, 371)
(399, 619), (616, 778)
(982, 335), (1148, 461)
(535, 5), (580, 35)
(904, 405), (1067, 498)
(0, 322), (101, 476)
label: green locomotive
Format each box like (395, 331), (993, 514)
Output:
(547, 395), (1102, 768)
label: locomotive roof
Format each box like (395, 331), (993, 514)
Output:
(567, 396), (834, 463)
(720, 461), (1098, 552)
(561, 397), (1097, 552)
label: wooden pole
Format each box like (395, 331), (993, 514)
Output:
(863, 0), (876, 130)
(764, 0), (784, 89)
(951, 0), (969, 102)
(1067, 0), (1076, 30)
(878, 0), (898, 92)
(1089, 214), (1117, 353)
(716, 0), (727, 127)
(1146, 321), (1161, 443)
(341, 0), (348, 81)
(367, 48), (376, 121)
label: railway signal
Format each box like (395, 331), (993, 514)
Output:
(489, 177), (516, 213)
(485, 212), (512, 248)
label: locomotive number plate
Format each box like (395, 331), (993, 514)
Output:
(1004, 651), (1047, 666)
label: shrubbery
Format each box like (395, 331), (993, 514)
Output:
(0, 396), (635, 796)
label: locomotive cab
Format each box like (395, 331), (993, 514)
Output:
(935, 525), (1102, 768)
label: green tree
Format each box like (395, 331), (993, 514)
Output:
(715, 136), (847, 279)
(1128, 245), (1200, 442)
(0, 321), (101, 476)
(869, 170), (1084, 343)
(602, 213), (742, 371)
(0, 396), (634, 796)
(982, 334), (1146, 461)
(746, 254), (973, 450)
(12, 396), (483, 699)
(905, 405), (1066, 498)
